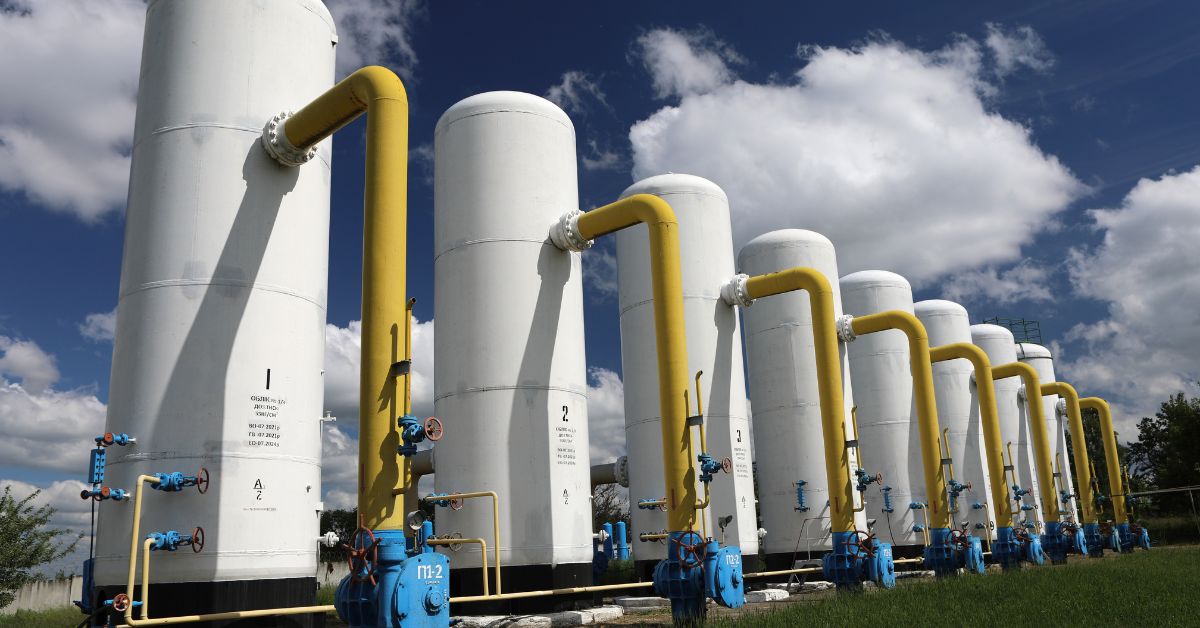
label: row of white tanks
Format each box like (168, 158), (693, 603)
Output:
(97, 3), (1081, 603)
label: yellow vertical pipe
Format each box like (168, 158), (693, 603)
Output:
(849, 311), (950, 529)
(990, 362), (1060, 521)
(1041, 383), (1096, 524)
(280, 66), (409, 530)
(1079, 397), (1128, 523)
(928, 343), (1012, 527)
(400, 298), (417, 524)
(574, 194), (694, 531)
(742, 268), (856, 534)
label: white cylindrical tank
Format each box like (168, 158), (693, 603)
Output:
(738, 230), (866, 564)
(94, 0), (335, 609)
(1018, 343), (1077, 522)
(840, 271), (923, 550)
(616, 175), (756, 563)
(915, 301), (994, 538)
(971, 324), (1039, 526)
(433, 92), (593, 592)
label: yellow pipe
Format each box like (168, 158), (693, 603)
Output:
(400, 298), (417, 519)
(1004, 443), (1022, 526)
(118, 606), (334, 627)
(739, 267), (857, 534)
(640, 533), (670, 541)
(682, 388), (710, 537)
(850, 406), (866, 514)
(1079, 397), (1128, 523)
(941, 428), (957, 483)
(420, 491), (501, 594)
(275, 66), (410, 531)
(893, 558), (925, 565)
(573, 194), (693, 531)
(140, 538), (153, 620)
(1042, 382), (1096, 524)
(928, 343), (1013, 529)
(743, 566), (824, 578)
(979, 502), (993, 552)
(450, 581), (654, 604)
(991, 362), (1060, 521)
(427, 538), (488, 596)
(914, 503), (931, 547)
(849, 311), (950, 529)
(123, 475), (160, 625)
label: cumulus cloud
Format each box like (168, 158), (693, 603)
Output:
(545, 71), (610, 115)
(327, 0), (422, 79)
(0, 0), (143, 221)
(941, 260), (1054, 305)
(0, 338), (105, 472)
(79, 308), (118, 343)
(636, 28), (743, 99)
(0, 479), (91, 576)
(1062, 165), (1200, 435)
(984, 23), (1055, 77)
(582, 243), (619, 301)
(586, 367), (625, 464)
(629, 31), (1084, 285)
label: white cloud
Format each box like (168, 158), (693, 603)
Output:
(586, 367), (625, 464)
(0, 479), (91, 577)
(629, 33), (1084, 285)
(545, 71), (610, 115)
(324, 316), (434, 424)
(636, 28), (742, 99)
(984, 23), (1054, 77)
(0, 0), (143, 221)
(79, 308), (118, 343)
(1062, 165), (1200, 436)
(0, 380), (107, 473)
(327, 0), (422, 79)
(581, 139), (622, 172)
(941, 260), (1054, 305)
(0, 336), (60, 394)
(582, 244), (619, 301)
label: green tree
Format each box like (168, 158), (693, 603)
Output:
(1065, 409), (1139, 521)
(0, 486), (79, 609)
(1127, 392), (1200, 514)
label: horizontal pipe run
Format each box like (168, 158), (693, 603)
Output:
(119, 606), (334, 626)
(742, 567), (823, 578)
(450, 581), (654, 604)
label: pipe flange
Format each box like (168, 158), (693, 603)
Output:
(614, 455), (630, 488)
(720, 274), (755, 308)
(836, 314), (856, 342)
(1056, 399), (1068, 419)
(1017, 385), (1027, 401)
(549, 209), (593, 252)
(261, 111), (317, 167)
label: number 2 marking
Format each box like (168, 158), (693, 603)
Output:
(562, 405), (569, 422)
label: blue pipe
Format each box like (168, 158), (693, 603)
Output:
(993, 526), (1022, 569)
(1041, 521), (1067, 564)
(602, 522), (614, 559)
(1083, 522), (1105, 557)
(615, 521), (629, 559)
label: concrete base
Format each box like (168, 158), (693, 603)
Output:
(612, 596), (669, 609)
(745, 589), (789, 603)
(453, 606), (624, 627)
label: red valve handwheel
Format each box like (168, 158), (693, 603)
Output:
(191, 526), (205, 553)
(949, 528), (971, 549)
(100, 487), (111, 498)
(423, 416), (444, 442)
(195, 467), (210, 494)
(112, 593), (131, 612)
(721, 457), (733, 473)
(102, 432), (115, 446)
(449, 497), (465, 511)
(344, 526), (379, 585)
(847, 530), (876, 558)
(673, 535), (706, 568)
(874, 472), (884, 485)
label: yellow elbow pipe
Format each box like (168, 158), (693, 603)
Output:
(990, 362), (1060, 521)
(738, 267), (857, 535)
(1079, 397), (1128, 523)
(273, 66), (410, 532)
(124, 475), (160, 625)
(1042, 382), (1096, 524)
(928, 343), (1012, 527)
(566, 194), (695, 532)
(421, 491), (502, 594)
(426, 538), (489, 596)
(849, 311), (950, 529)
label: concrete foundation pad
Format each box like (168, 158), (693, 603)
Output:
(613, 596), (670, 609)
(745, 589), (790, 603)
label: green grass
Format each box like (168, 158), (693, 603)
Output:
(0, 606), (87, 628)
(718, 546), (1198, 627)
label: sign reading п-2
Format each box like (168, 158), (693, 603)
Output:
(248, 393), (286, 448)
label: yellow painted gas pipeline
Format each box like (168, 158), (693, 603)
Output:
(991, 362), (1061, 521)
(567, 194), (695, 532)
(848, 311), (950, 529)
(737, 267), (858, 536)
(1042, 382), (1097, 524)
(1079, 397), (1128, 523)
(926, 341), (1012, 528)
(275, 65), (411, 532)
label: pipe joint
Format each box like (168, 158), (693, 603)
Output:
(548, 209), (593, 252)
(261, 111), (317, 166)
(836, 314), (856, 342)
(720, 273), (755, 308)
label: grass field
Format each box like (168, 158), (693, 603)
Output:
(716, 545), (1197, 627)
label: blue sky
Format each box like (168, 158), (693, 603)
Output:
(2, 0), (1199, 560)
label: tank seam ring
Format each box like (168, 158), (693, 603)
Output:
(433, 237), (566, 261)
(435, 385), (587, 402)
(119, 278), (326, 309)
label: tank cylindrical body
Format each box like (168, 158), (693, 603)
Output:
(93, 0), (335, 613)
(433, 92), (592, 594)
(738, 230), (866, 563)
(840, 271), (923, 551)
(1017, 343), (1077, 522)
(616, 175), (756, 565)
(971, 325), (1039, 526)
(915, 300), (994, 538)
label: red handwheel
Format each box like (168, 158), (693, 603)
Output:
(191, 526), (205, 553)
(344, 526), (379, 585)
(195, 467), (210, 494)
(721, 457), (733, 473)
(423, 417), (444, 442)
(846, 530), (876, 558)
(449, 496), (465, 511)
(111, 593), (130, 612)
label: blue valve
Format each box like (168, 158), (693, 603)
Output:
(881, 486), (894, 513)
(1060, 490), (1074, 504)
(1012, 484), (1030, 498)
(79, 487), (128, 502)
(397, 415), (443, 456)
(947, 479), (971, 497)
(424, 492), (455, 509)
(697, 452), (723, 484)
(147, 527), (204, 553)
(152, 468), (209, 493)
(912, 524), (925, 533)
(1021, 504), (1035, 512)
(94, 432), (135, 447)
(795, 480), (809, 512)
(855, 469), (882, 493)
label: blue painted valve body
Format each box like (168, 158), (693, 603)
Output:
(652, 532), (744, 622)
(993, 526), (1023, 569)
(821, 531), (896, 589)
(335, 526), (450, 628)
(923, 528), (960, 576)
(1041, 521), (1068, 564)
(1082, 522), (1105, 557)
(1114, 522), (1135, 552)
